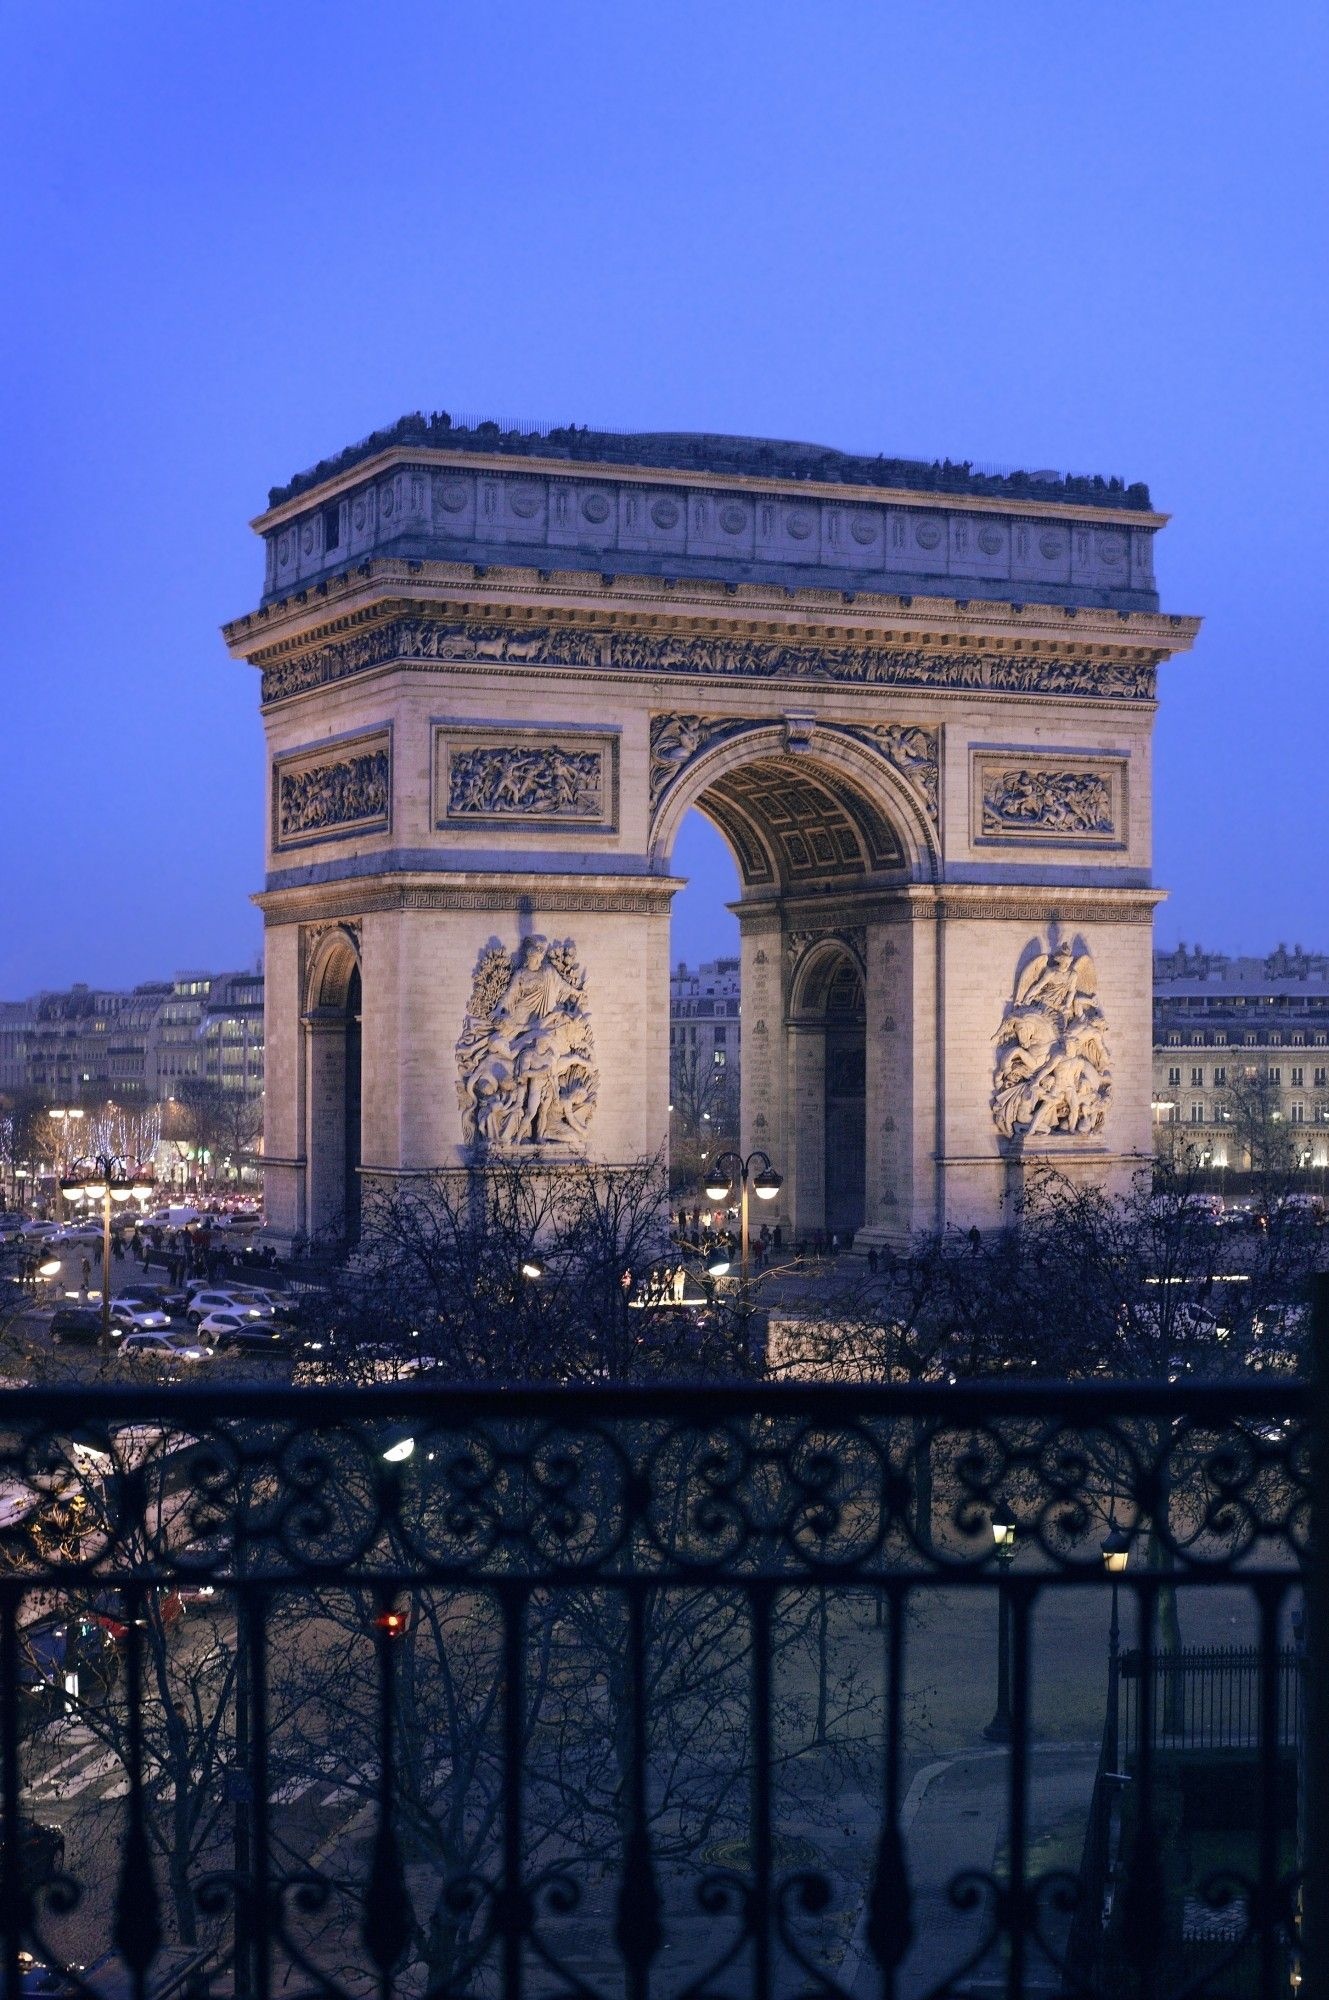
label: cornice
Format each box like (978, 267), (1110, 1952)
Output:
(255, 872), (687, 924)
(252, 443), (1170, 535)
(224, 558), (1199, 665)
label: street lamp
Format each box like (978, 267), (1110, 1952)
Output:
(705, 1243), (731, 1279)
(60, 1154), (154, 1348)
(983, 1505), (1019, 1743)
(703, 1149), (783, 1283)
(1101, 1518), (1132, 1773)
(520, 1254), (545, 1281)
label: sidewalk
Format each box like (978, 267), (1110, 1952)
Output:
(841, 1742), (1100, 1998)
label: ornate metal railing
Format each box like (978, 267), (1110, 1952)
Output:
(0, 1367), (1322, 2000)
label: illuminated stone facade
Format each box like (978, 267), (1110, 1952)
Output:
(225, 416), (1199, 1245)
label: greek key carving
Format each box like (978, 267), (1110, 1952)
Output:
(260, 618), (1157, 706)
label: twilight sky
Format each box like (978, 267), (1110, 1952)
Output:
(2, 2), (1325, 993)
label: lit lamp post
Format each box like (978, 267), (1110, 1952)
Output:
(60, 1155), (154, 1348)
(983, 1504), (1019, 1743)
(703, 1149), (783, 1284)
(1101, 1518), (1132, 1774)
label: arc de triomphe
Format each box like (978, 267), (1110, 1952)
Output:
(224, 417), (1198, 1249)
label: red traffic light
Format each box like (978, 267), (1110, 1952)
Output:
(374, 1607), (408, 1637)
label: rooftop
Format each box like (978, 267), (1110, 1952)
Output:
(268, 409), (1153, 513)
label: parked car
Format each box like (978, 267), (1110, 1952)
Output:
(109, 1300), (172, 1333)
(50, 1307), (101, 1346)
(118, 1331), (212, 1364)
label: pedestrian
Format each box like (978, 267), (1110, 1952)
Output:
(868, 1245), (879, 1275)
(773, 1224), (783, 1252)
(93, 1233), (103, 1263)
(968, 1225), (982, 1255)
(112, 1233), (124, 1263)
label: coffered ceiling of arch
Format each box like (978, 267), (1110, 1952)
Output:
(694, 756), (903, 889)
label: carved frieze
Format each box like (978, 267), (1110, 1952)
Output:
(273, 733), (390, 851)
(259, 617), (1157, 707)
(784, 926), (867, 965)
(456, 936), (598, 1152)
(649, 715), (756, 811)
(971, 751), (1126, 847)
(845, 722), (939, 822)
(435, 728), (618, 831)
(992, 935), (1111, 1141)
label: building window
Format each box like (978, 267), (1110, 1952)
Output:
(1268, 1067), (1281, 1084)
(1190, 1067), (1204, 1087)
(1270, 1032), (1282, 1047)
(1293, 1032), (1306, 1047)
(1168, 1033), (1181, 1047)
(714, 1027), (726, 1045)
(1190, 1103), (1205, 1124)
(1316, 1068), (1327, 1088)
(713, 1050), (726, 1067)
(1318, 1034), (1328, 1047)
(1245, 1033), (1257, 1047)
(1167, 1066), (1181, 1087)
(1214, 1030), (1227, 1045)
(1292, 1067), (1305, 1087)
(1213, 1066), (1227, 1086)
(1292, 1103), (1305, 1124)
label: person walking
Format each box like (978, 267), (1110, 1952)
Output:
(79, 1255), (91, 1298)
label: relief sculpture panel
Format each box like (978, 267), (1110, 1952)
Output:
(992, 935), (1111, 1141)
(456, 936), (599, 1152)
(972, 752), (1125, 846)
(272, 733), (390, 850)
(436, 729), (618, 831)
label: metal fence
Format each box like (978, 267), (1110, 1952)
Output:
(0, 1372), (1320, 2000)
(1119, 1645), (1303, 1755)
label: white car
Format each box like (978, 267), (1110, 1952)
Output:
(118, 1331), (212, 1364)
(186, 1290), (273, 1323)
(109, 1301), (172, 1334)
(19, 1221), (63, 1241)
(195, 1309), (285, 1347)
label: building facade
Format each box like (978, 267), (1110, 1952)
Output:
(226, 413), (1198, 1247)
(669, 958), (742, 1097)
(1153, 943), (1329, 1169)
(0, 971), (264, 1107)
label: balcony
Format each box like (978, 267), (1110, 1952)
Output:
(0, 1360), (1321, 2000)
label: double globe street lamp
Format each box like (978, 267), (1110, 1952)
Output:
(60, 1154), (154, 1347)
(703, 1149), (784, 1283)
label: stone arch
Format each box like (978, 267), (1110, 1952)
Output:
(784, 938), (867, 1241)
(302, 924), (363, 1244)
(649, 723), (940, 887)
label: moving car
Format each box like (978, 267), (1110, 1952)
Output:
(109, 1300), (172, 1333)
(117, 1331), (212, 1364)
(185, 1288), (273, 1322)
(198, 1312), (287, 1354)
(17, 1613), (119, 1736)
(50, 1307), (101, 1346)
(84, 1587), (186, 1642)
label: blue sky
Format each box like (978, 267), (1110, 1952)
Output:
(2, 1), (1325, 990)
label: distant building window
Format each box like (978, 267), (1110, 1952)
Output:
(1292, 1103), (1306, 1124)
(323, 503), (341, 552)
(713, 1050), (726, 1067)
(1316, 1068), (1328, 1088)
(1214, 1030), (1227, 1044)
(1190, 1103), (1204, 1124)
(1213, 1066), (1227, 1086)
(1270, 1032), (1282, 1047)
(1245, 1033), (1257, 1047)
(1167, 1066), (1181, 1087)
(714, 1027), (726, 1045)
(1268, 1066), (1282, 1084)
(1318, 1034), (1328, 1047)
(1168, 1032), (1181, 1046)
(1293, 1032), (1306, 1047)
(1292, 1067), (1305, 1087)
(1190, 1067), (1204, 1087)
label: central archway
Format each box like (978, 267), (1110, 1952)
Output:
(656, 729), (933, 1244)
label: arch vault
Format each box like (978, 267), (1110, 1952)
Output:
(226, 417), (1199, 1248)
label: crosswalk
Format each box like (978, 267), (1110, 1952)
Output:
(22, 1726), (402, 1813)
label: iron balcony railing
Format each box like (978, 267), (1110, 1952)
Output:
(0, 1368), (1322, 2000)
